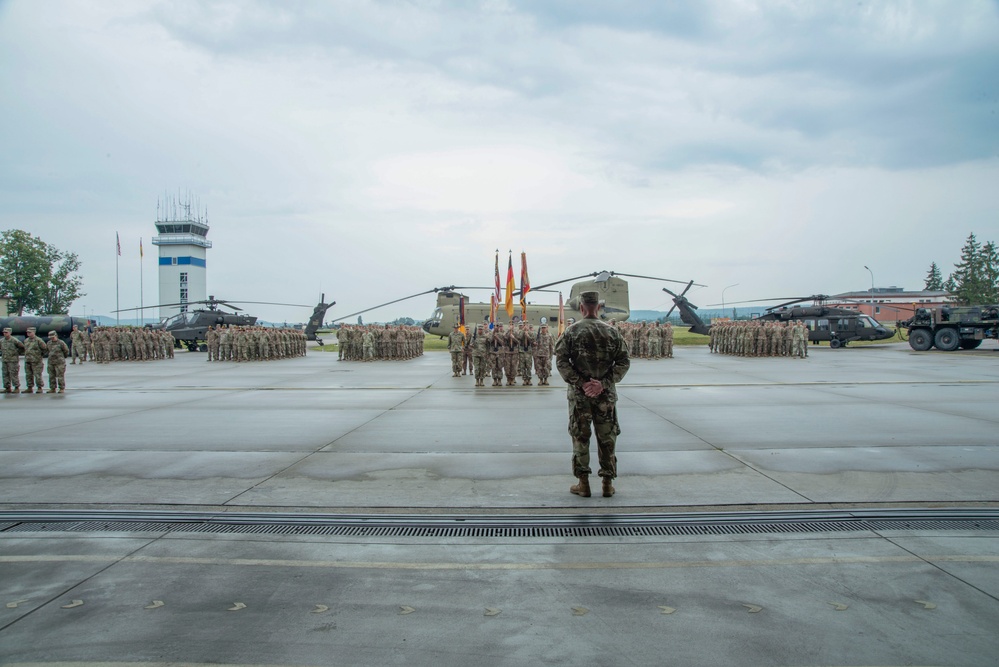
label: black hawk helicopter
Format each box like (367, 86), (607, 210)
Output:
(115, 296), (334, 351)
(662, 284), (895, 348)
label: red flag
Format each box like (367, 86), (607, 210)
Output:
(116, 232), (121, 256)
(558, 292), (565, 336)
(504, 251), (515, 318)
(519, 251), (530, 318)
(494, 250), (501, 305)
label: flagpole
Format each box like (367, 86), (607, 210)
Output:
(115, 232), (120, 326)
(139, 238), (144, 327)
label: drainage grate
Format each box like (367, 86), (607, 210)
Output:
(4, 517), (999, 538)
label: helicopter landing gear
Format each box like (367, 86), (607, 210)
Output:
(829, 338), (843, 349)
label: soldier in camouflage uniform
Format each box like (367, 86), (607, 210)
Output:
(70, 325), (85, 365)
(555, 291), (630, 498)
(488, 323), (504, 387)
(448, 323), (465, 377)
(518, 321), (534, 386)
(2, 327), (25, 393)
(471, 324), (489, 387)
(22, 327), (48, 394)
(533, 323), (555, 385)
(46, 330), (70, 392)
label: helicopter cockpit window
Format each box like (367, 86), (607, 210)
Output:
(858, 316), (878, 328)
(431, 308), (443, 324)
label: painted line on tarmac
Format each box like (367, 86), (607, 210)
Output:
(3, 554), (998, 570)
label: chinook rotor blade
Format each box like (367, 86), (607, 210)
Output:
(609, 272), (706, 287)
(330, 287), (454, 323)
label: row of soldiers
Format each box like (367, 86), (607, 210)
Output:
(206, 325), (308, 361)
(615, 321), (674, 359)
(76, 326), (176, 363)
(709, 320), (810, 358)
(449, 322), (557, 387)
(336, 325), (425, 361)
(2, 327), (71, 393)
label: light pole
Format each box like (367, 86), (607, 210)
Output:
(864, 266), (874, 316)
(722, 283), (739, 317)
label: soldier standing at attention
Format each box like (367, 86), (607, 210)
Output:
(22, 328), (48, 394)
(555, 291), (630, 498)
(518, 321), (534, 386)
(448, 323), (465, 377)
(462, 325), (474, 376)
(533, 323), (555, 385)
(488, 323), (504, 387)
(70, 325), (85, 364)
(46, 331), (70, 393)
(472, 324), (489, 386)
(2, 327), (25, 393)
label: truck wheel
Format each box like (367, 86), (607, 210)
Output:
(960, 339), (983, 350)
(908, 329), (932, 351)
(933, 327), (960, 352)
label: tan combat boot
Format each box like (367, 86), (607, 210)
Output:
(602, 477), (615, 497)
(570, 476), (591, 497)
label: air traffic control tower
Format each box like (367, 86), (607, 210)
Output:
(152, 194), (212, 320)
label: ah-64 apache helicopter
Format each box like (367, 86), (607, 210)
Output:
(662, 284), (895, 348)
(115, 296), (334, 351)
(327, 271), (703, 334)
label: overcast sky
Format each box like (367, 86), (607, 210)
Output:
(2, 0), (997, 323)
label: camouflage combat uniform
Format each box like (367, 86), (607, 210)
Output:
(2, 329), (25, 393)
(46, 333), (70, 392)
(448, 326), (465, 377)
(22, 330), (48, 393)
(555, 308), (630, 482)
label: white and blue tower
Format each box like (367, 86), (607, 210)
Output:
(152, 194), (212, 320)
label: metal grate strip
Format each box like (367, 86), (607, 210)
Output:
(4, 518), (999, 538)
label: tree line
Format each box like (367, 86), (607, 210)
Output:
(923, 233), (998, 305)
(0, 229), (85, 316)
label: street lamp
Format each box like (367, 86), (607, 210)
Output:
(722, 283), (739, 316)
(864, 266), (874, 316)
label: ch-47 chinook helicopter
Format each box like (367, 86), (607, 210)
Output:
(324, 271), (702, 334)
(115, 296), (335, 351)
(662, 284), (895, 348)
(421, 271), (703, 335)
(0, 314), (94, 345)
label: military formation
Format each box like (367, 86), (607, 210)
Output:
(86, 326), (176, 363)
(2, 327), (72, 393)
(615, 321), (674, 359)
(205, 325), (308, 361)
(709, 320), (809, 358)
(335, 324), (425, 361)
(446, 321), (558, 387)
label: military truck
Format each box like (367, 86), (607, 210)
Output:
(898, 304), (999, 351)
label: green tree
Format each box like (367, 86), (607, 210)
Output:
(40, 245), (84, 314)
(981, 241), (999, 303)
(949, 233), (989, 305)
(923, 262), (944, 290)
(0, 229), (49, 315)
(0, 229), (85, 315)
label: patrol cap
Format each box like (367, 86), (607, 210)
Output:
(2, 328), (11, 334)
(579, 291), (601, 306)
(27, 327), (36, 333)
(453, 323), (459, 328)
(48, 331), (57, 337)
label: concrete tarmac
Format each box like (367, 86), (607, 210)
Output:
(1, 342), (998, 665)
